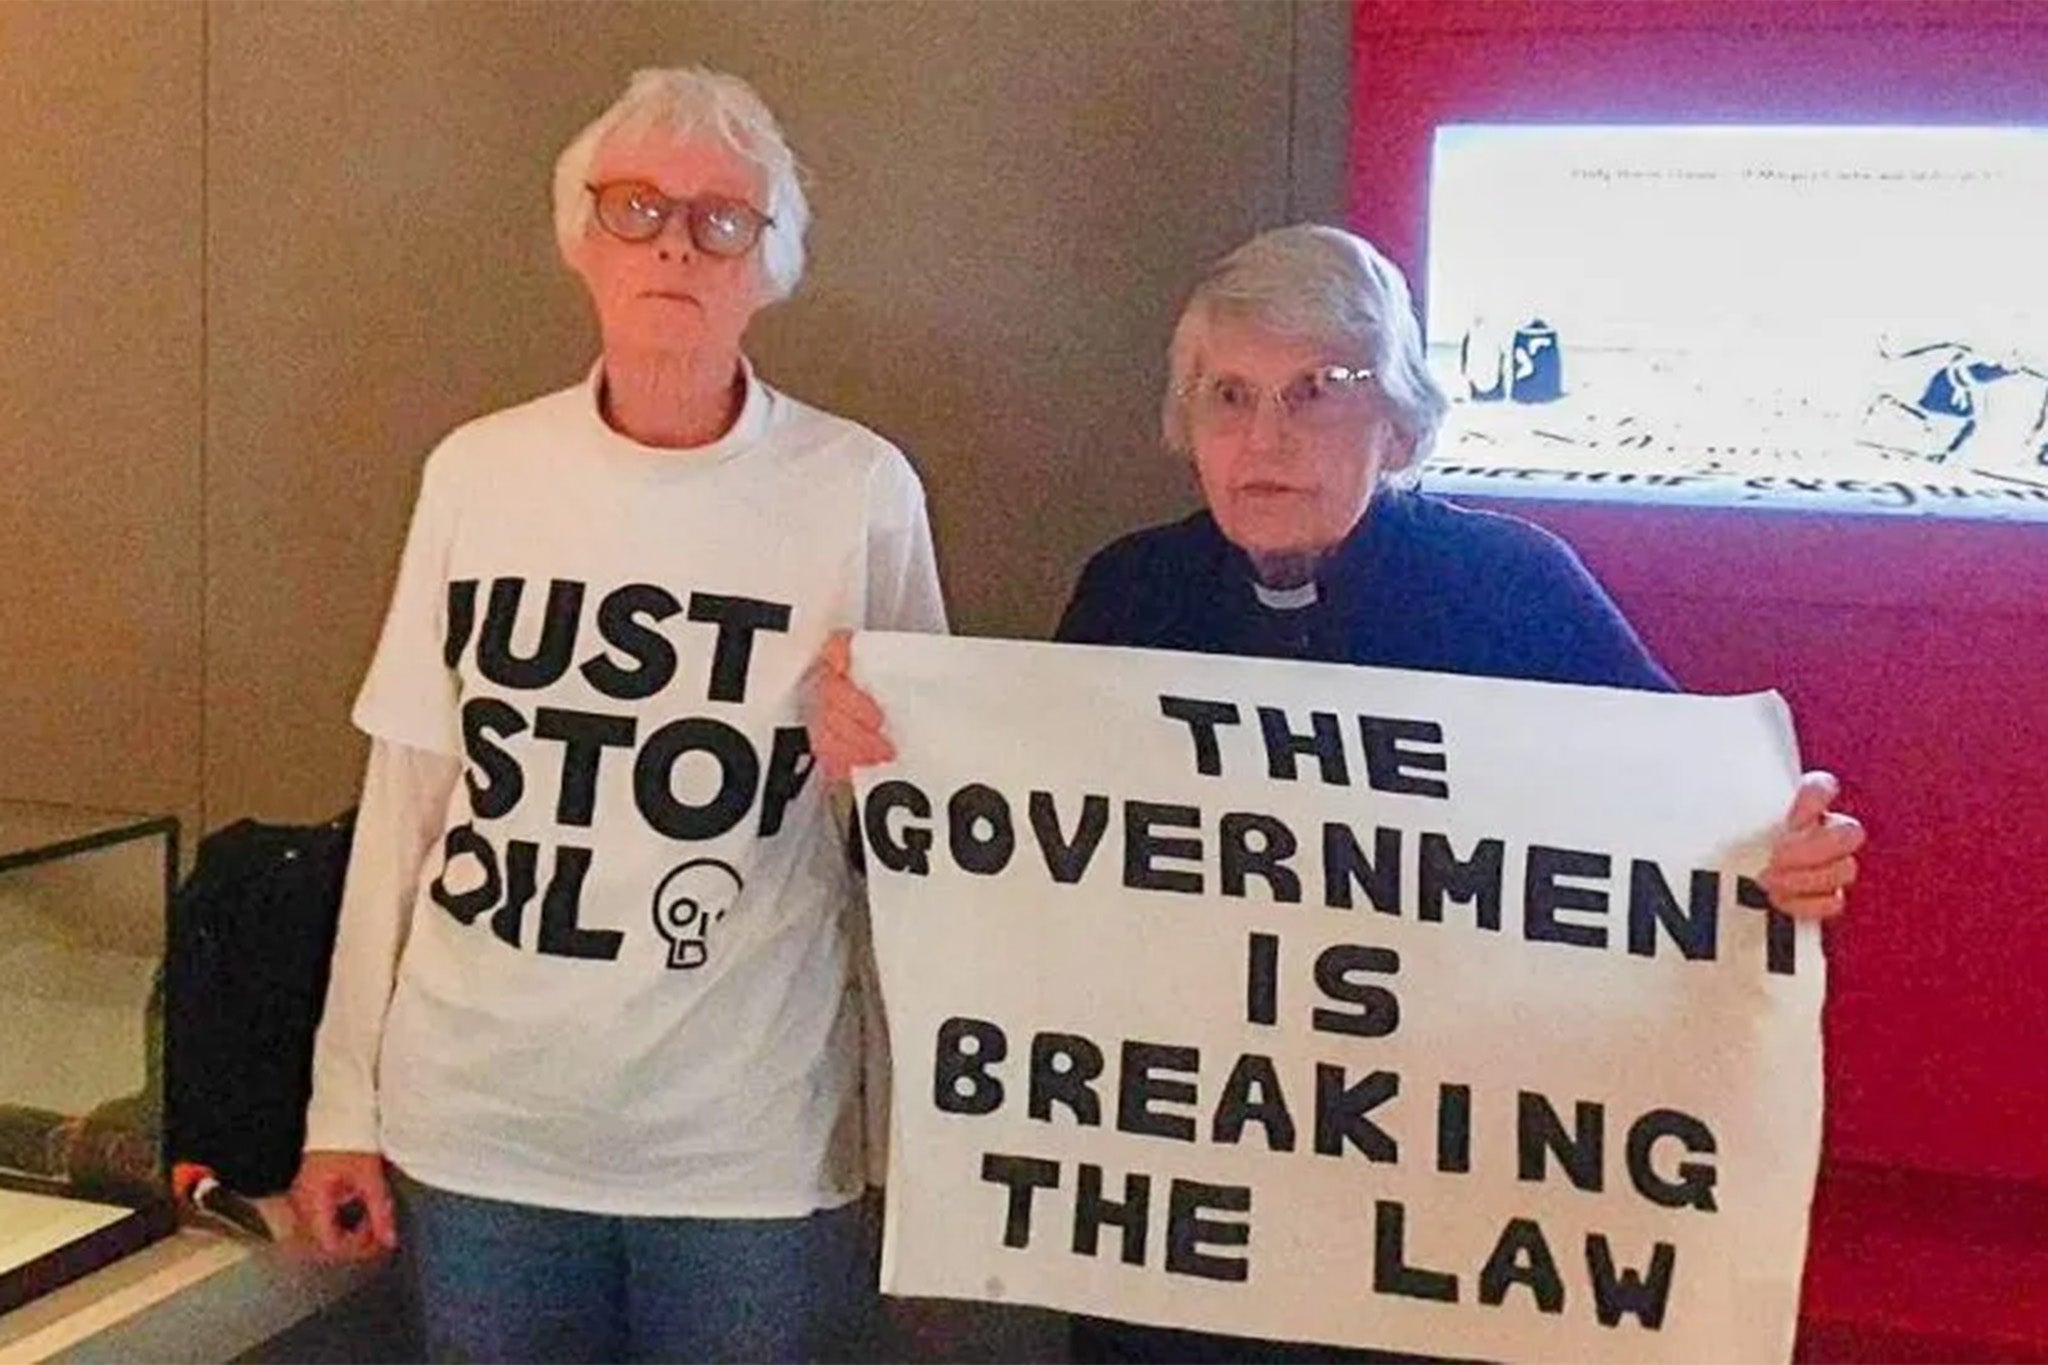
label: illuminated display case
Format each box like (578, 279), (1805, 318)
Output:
(0, 801), (179, 1314)
(1422, 124), (2048, 520)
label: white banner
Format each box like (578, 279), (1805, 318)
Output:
(853, 631), (1824, 1364)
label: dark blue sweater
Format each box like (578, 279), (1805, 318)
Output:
(1054, 490), (1673, 693)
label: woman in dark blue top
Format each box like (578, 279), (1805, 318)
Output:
(1052, 491), (1673, 694)
(810, 225), (1863, 1363)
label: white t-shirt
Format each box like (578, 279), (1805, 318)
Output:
(321, 363), (944, 1217)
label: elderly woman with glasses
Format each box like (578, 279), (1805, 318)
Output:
(810, 223), (1862, 1363)
(288, 67), (944, 1362)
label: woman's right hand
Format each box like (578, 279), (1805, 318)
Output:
(288, 1149), (398, 1259)
(807, 631), (895, 781)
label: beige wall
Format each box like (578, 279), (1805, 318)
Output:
(3, 0), (1351, 833)
(0, 2), (205, 838)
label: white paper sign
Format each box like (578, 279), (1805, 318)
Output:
(853, 632), (1824, 1365)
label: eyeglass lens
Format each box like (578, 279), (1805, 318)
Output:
(591, 182), (766, 258)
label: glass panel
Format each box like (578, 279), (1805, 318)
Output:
(0, 801), (165, 867)
(0, 1189), (132, 1267)
(0, 806), (171, 1199)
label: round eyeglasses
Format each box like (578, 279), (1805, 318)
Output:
(586, 181), (774, 258)
(1181, 364), (1378, 434)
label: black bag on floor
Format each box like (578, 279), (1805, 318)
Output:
(162, 810), (356, 1195)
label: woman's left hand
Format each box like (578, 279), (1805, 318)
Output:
(1757, 770), (1866, 921)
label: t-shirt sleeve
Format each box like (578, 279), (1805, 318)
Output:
(352, 445), (464, 755)
(863, 451), (948, 635)
(304, 738), (461, 1152)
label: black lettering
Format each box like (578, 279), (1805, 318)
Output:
(1359, 716), (1449, 798)
(1323, 823), (1402, 913)
(949, 783), (1016, 876)
(1314, 1066), (1398, 1160)
(1258, 707), (1349, 785)
(580, 583), (682, 701)
(1212, 1053), (1296, 1151)
(1166, 1180), (1250, 1282)
(534, 708), (637, 827)
(1419, 834), (1504, 929)
(535, 844), (619, 960)
(1517, 1092), (1604, 1192)
(1219, 812), (1300, 902)
(863, 780), (933, 876)
(981, 1153), (1060, 1248)
(461, 697), (528, 820)
(1123, 802), (1203, 894)
(1245, 931), (1279, 1026)
(935, 1017), (1007, 1115)
(429, 824), (499, 925)
(1028, 1033), (1104, 1126)
(1117, 1042), (1199, 1142)
(1373, 1201), (1458, 1301)
(633, 717), (759, 841)
(443, 579), (479, 668)
(686, 593), (791, 703)
(1525, 845), (1610, 949)
(1738, 875), (1798, 975)
(489, 838), (537, 947)
(1437, 1083), (1472, 1173)
(1311, 944), (1401, 1038)
(1074, 1164), (1149, 1266)
(477, 577), (584, 690)
(1627, 862), (1719, 961)
(1587, 1236), (1677, 1328)
(1478, 1218), (1565, 1313)
(1028, 791), (1110, 883)
(1157, 695), (1241, 776)
(1626, 1109), (1718, 1212)
(756, 726), (814, 838)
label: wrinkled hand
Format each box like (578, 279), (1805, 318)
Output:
(1757, 771), (1865, 921)
(806, 631), (894, 782)
(288, 1149), (398, 1260)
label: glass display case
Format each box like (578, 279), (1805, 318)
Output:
(0, 800), (179, 1314)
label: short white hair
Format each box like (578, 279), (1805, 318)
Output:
(551, 67), (809, 302)
(1164, 225), (1448, 474)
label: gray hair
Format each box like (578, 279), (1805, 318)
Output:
(1163, 225), (1448, 475)
(551, 67), (809, 302)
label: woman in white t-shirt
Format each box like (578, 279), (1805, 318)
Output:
(288, 67), (945, 1363)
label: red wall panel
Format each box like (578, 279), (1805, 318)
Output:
(1349, 2), (2048, 1355)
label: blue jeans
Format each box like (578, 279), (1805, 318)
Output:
(392, 1168), (876, 1364)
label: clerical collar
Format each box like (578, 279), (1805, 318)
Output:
(1252, 579), (1319, 611)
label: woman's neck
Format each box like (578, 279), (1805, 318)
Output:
(1247, 550), (1322, 591)
(600, 344), (744, 448)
